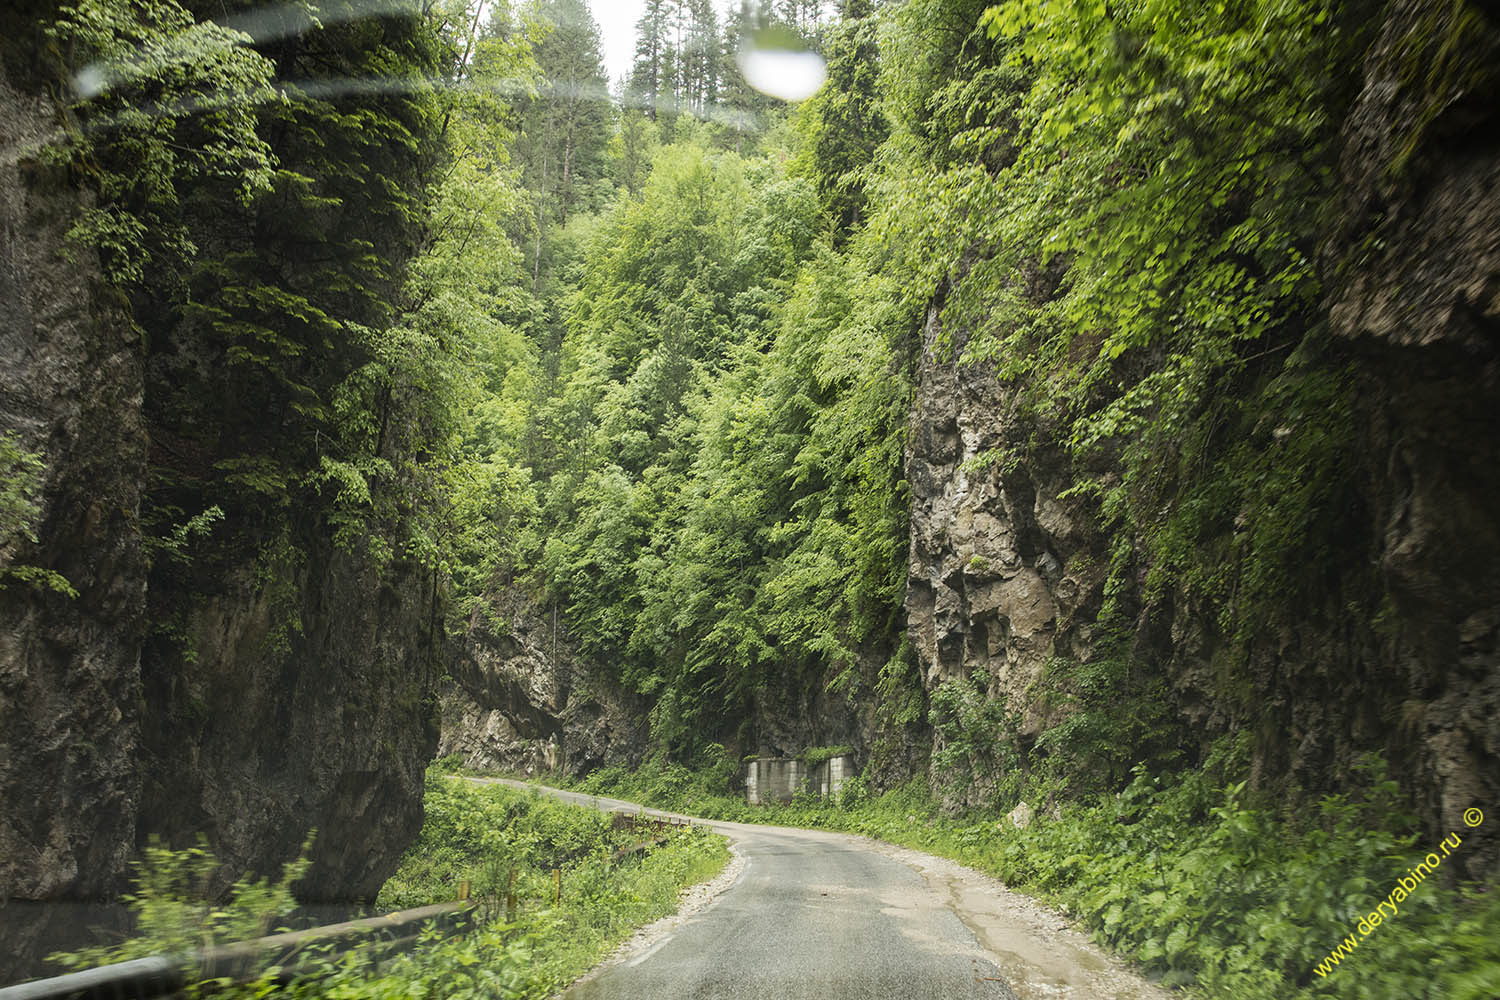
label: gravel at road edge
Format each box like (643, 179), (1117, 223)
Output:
(557, 838), (749, 993)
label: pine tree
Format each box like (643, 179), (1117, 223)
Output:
(718, 1), (777, 135)
(514, 0), (612, 227)
(682, 0), (720, 116)
(777, 0), (828, 47)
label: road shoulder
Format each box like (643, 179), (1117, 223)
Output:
(864, 838), (1174, 1000)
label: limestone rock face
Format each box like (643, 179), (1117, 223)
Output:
(742, 652), (880, 766)
(1328, 0), (1500, 355)
(440, 590), (646, 777)
(904, 304), (1107, 801)
(438, 587), (877, 785)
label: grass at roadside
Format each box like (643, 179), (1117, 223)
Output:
(47, 769), (729, 1000)
(283, 771), (728, 999)
(472, 746), (1500, 1000)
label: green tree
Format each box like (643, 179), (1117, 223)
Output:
(513, 0), (613, 229)
(680, 0), (721, 116)
(629, 0), (673, 118)
(793, 0), (886, 241)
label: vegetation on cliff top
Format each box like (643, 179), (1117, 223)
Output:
(29, 0), (1442, 829)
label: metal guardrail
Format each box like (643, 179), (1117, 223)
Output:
(6, 809), (697, 998)
(608, 809), (700, 864)
(609, 809), (695, 835)
(0, 900), (476, 1000)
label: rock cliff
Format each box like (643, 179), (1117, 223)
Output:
(136, 543), (440, 904)
(904, 302), (1105, 791)
(439, 590), (645, 777)
(0, 64), (148, 980)
(902, 0), (1499, 873)
(438, 588), (881, 783)
(1323, 0), (1500, 875)
(0, 9), (443, 981)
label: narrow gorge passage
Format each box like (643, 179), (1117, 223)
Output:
(4, 0), (1497, 993)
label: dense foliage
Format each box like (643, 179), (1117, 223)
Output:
(319, 776), (727, 1000)
(477, 0), (1385, 781)
(0, 433), (76, 596)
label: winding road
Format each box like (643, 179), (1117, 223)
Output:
(467, 779), (1169, 1000)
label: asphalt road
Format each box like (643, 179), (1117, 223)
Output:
(471, 779), (1019, 1000)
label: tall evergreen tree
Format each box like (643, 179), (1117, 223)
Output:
(681, 0), (720, 116)
(514, 0), (612, 227)
(718, 1), (777, 135)
(629, 0), (672, 119)
(776, 0), (828, 47)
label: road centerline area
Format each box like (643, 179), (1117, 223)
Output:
(467, 779), (1167, 1000)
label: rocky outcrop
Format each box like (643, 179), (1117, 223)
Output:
(901, 0), (1500, 874)
(741, 651), (881, 764)
(904, 306), (1103, 736)
(1323, 0), (1500, 877)
(0, 13), (444, 982)
(439, 587), (881, 783)
(440, 590), (646, 776)
(136, 543), (440, 903)
(904, 301), (1120, 811)
(1328, 0), (1500, 354)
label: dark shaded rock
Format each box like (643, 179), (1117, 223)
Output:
(0, 15), (445, 982)
(741, 649), (880, 765)
(1323, 0), (1500, 878)
(439, 586), (879, 787)
(1328, 0), (1500, 354)
(0, 68), (147, 981)
(137, 543), (440, 903)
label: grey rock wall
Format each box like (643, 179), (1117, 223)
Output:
(904, 306), (1102, 735)
(438, 590), (878, 786)
(0, 20), (444, 982)
(439, 590), (645, 777)
(1323, 0), (1500, 877)
(742, 653), (880, 764)
(137, 545), (440, 903)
